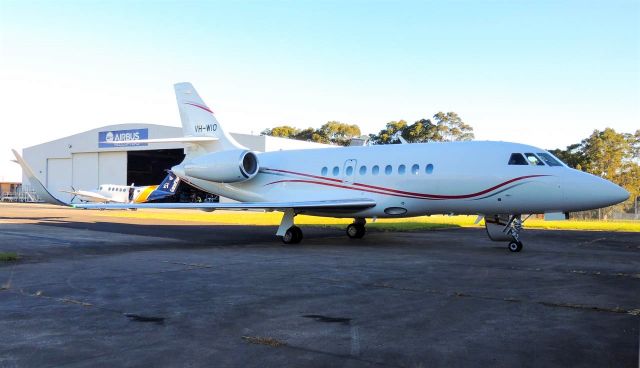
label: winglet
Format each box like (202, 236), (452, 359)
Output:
(11, 149), (69, 206)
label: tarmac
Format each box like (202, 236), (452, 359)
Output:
(0, 203), (638, 367)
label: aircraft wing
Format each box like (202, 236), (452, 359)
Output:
(59, 190), (121, 203)
(12, 149), (69, 206)
(72, 199), (376, 212)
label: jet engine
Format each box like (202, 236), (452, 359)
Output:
(184, 149), (259, 183)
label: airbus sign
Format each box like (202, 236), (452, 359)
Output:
(99, 129), (148, 148)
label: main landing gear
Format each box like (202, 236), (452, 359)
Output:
(277, 209), (301, 244)
(276, 211), (367, 244)
(484, 214), (525, 252)
(281, 225), (303, 244)
(346, 218), (366, 239)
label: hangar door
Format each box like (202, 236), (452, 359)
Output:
(99, 152), (126, 185)
(72, 153), (99, 191)
(127, 149), (185, 186)
(47, 158), (72, 202)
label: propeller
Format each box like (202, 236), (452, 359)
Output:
(69, 186), (78, 203)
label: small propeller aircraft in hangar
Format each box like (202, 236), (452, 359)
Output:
(14, 83), (629, 252)
(59, 172), (181, 204)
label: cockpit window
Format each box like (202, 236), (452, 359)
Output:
(537, 152), (563, 167)
(524, 153), (545, 166)
(508, 153), (528, 165)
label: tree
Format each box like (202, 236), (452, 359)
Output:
(403, 119), (436, 143)
(369, 112), (474, 144)
(315, 121), (361, 146)
(369, 120), (408, 145)
(262, 122), (361, 146)
(431, 112), (474, 141)
(261, 125), (299, 138)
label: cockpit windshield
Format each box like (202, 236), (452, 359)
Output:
(508, 153), (528, 165)
(524, 153), (545, 166)
(509, 152), (566, 167)
(536, 152), (564, 167)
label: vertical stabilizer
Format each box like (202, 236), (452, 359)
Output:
(174, 82), (245, 155)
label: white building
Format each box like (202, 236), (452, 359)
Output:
(22, 123), (330, 202)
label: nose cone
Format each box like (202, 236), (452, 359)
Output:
(564, 170), (629, 211)
(605, 182), (630, 205)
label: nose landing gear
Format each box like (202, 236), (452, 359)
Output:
(485, 214), (526, 252)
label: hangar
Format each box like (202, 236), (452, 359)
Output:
(22, 123), (329, 202)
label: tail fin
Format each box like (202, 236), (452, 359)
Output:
(11, 149), (69, 206)
(174, 82), (245, 154)
(145, 171), (181, 202)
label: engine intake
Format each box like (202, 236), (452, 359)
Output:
(184, 150), (259, 183)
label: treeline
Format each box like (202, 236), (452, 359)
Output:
(261, 112), (475, 146)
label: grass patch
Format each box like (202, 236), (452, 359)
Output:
(94, 210), (640, 232)
(0, 252), (18, 262)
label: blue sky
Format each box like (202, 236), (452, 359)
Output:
(1, 0), (639, 181)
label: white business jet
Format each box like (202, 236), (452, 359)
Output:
(14, 83), (629, 252)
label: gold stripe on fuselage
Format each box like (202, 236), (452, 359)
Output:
(134, 185), (158, 203)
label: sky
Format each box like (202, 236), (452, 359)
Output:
(1, 0), (638, 181)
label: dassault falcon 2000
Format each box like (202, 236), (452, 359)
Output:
(15, 83), (629, 252)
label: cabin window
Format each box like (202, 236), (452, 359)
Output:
(385, 165), (392, 175)
(321, 167), (328, 176)
(372, 165), (380, 175)
(332, 166), (340, 176)
(346, 166), (354, 176)
(537, 152), (563, 167)
(411, 164), (420, 175)
(425, 164), (434, 174)
(99, 186), (103, 191)
(524, 153), (545, 166)
(398, 164), (406, 175)
(359, 166), (367, 175)
(508, 153), (528, 165)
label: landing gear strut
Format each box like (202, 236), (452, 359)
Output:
(277, 209), (303, 244)
(346, 218), (366, 239)
(505, 215), (524, 252)
(484, 214), (526, 252)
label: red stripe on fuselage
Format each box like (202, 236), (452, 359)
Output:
(263, 168), (548, 200)
(263, 168), (344, 183)
(352, 175), (548, 199)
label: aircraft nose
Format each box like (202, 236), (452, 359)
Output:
(603, 181), (630, 205)
(564, 170), (629, 211)
(588, 176), (629, 208)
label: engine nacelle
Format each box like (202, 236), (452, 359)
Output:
(184, 150), (259, 183)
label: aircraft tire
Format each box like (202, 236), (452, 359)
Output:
(281, 226), (303, 244)
(508, 241), (523, 252)
(347, 224), (366, 239)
